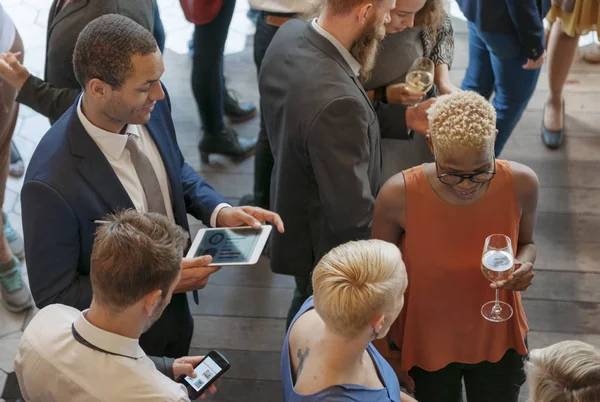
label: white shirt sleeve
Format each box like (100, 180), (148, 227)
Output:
(210, 203), (232, 228)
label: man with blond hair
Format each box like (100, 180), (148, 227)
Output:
(373, 91), (539, 402)
(281, 239), (416, 401)
(260, 0), (436, 327)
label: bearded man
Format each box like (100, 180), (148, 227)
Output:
(259, 0), (435, 326)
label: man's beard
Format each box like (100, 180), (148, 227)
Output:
(351, 20), (386, 83)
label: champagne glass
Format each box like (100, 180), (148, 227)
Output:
(480, 234), (515, 322)
(405, 57), (435, 95)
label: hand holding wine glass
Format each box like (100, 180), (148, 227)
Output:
(480, 234), (515, 322)
(492, 260), (534, 292)
(405, 57), (435, 96)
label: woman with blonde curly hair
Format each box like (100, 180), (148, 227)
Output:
(372, 91), (539, 402)
(282, 239), (416, 402)
(526, 340), (600, 401)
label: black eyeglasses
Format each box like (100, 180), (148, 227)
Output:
(436, 157), (496, 185)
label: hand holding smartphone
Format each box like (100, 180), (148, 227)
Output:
(178, 350), (230, 400)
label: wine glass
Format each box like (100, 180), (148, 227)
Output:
(405, 57), (435, 95)
(480, 234), (515, 322)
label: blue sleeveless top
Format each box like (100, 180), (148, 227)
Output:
(281, 297), (402, 402)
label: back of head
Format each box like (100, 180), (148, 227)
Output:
(73, 14), (157, 89)
(90, 210), (189, 311)
(427, 91), (497, 158)
(526, 340), (600, 402)
(312, 239), (407, 339)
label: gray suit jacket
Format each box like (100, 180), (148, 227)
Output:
(260, 19), (410, 278)
(16, 0), (154, 124)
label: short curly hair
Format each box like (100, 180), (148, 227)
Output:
(428, 91), (496, 156)
(73, 14), (157, 90)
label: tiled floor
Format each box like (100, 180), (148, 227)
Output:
(0, 0), (254, 399)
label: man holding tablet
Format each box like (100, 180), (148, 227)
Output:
(21, 15), (284, 358)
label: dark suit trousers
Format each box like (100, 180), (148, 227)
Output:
(139, 293), (194, 358)
(253, 11), (289, 209)
(286, 274), (313, 329)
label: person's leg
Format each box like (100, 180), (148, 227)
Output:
(463, 348), (526, 402)
(460, 22), (495, 99)
(245, 12), (280, 209)
(0, 30), (32, 312)
(152, 0), (166, 53)
(193, 0), (257, 162)
(543, 19), (579, 149)
(409, 363), (464, 402)
(286, 274), (313, 329)
(477, 30), (541, 156)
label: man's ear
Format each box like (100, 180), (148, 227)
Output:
(142, 289), (163, 316)
(87, 78), (109, 99)
(357, 2), (373, 24)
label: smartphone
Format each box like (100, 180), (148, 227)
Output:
(179, 350), (230, 399)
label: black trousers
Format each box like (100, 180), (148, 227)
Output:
(286, 274), (313, 329)
(139, 293), (194, 358)
(253, 11), (293, 209)
(409, 347), (526, 402)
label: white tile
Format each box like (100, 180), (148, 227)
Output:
(224, 30), (247, 56)
(229, 12), (256, 36)
(164, 26), (195, 55)
(11, 136), (36, 166)
(22, 46), (46, 80)
(157, 0), (176, 9)
(0, 306), (25, 339)
(35, 6), (51, 28)
(3, 189), (18, 214)
(16, 114), (50, 144)
(0, 332), (22, 373)
(15, 24), (46, 52)
(160, 4), (191, 32)
(22, 0), (49, 11)
(3, 4), (36, 28)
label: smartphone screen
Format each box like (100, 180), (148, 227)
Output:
(183, 355), (223, 393)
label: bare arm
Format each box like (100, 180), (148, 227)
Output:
(434, 64), (459, 95)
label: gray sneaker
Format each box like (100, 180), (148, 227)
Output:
(2, 211), (24, 260)
(0, 257), (33, 313)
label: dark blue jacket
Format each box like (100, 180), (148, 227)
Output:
(22, 90), (227, 310)
(457, 0), (550, 60)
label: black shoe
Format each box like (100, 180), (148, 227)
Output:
(224, 90), (256, 123)
(238, 194), (255, 207)
(9, 141), (24, 178)
(541, 99), (565, 150)
(199, 128), (257, 163)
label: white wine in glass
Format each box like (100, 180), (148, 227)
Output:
(481, 234), (514, 322)
(405, 57), (435, 94)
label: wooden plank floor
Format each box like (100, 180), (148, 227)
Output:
(160, 16), (600, 401)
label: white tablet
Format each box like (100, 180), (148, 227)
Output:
(186, 225), (272, 266)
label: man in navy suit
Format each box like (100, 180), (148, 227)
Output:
(21, 14), (284, 358)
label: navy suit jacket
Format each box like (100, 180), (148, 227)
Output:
(22, 92), (227, 310)
(457, 0), (548, 61)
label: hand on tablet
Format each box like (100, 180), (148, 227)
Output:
(175, 255), (221, 293)
(216, 206), (285, 233)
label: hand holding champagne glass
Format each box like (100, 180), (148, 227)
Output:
(481, 234), (515, 322)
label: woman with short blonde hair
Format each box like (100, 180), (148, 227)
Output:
(526, 340), (600, 401)
(281, 239), (414, 401)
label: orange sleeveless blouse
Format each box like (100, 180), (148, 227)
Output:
(390, 160), (528, 372)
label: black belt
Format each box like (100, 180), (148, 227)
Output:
(72, 323), (137, 359)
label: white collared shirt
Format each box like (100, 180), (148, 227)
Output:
(311, 19), (361, 76)
(14, 304), (190, 402)
(77, 98), (229, 227)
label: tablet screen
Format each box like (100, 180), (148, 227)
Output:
(193, 227), (263, 264)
